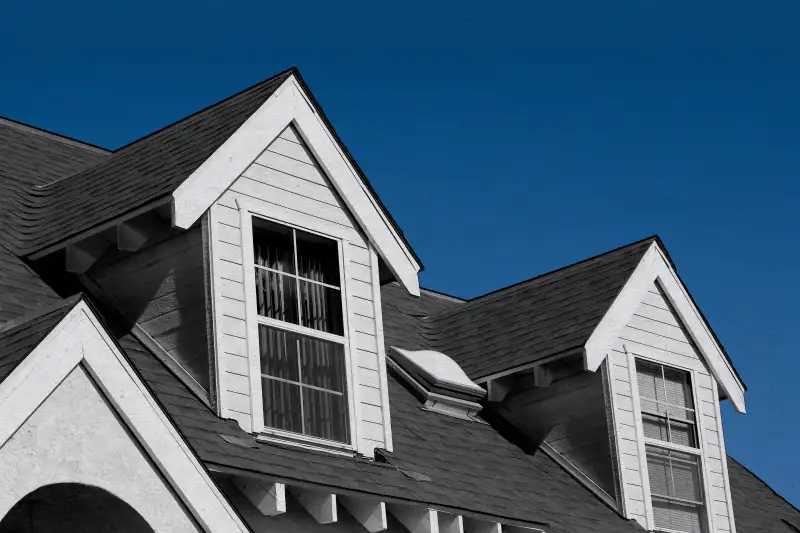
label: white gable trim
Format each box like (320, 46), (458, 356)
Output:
(0, 301), (249, 533)
(584, 242), (746, 413)
(171, 75), (421, 296)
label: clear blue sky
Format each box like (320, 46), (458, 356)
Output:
(2, 0), (798, 508)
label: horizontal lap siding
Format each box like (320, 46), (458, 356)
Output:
(611, 282), (732, 532)
(210, 125), (387, 451)
(89, 228), (211, 391)
(608, 349), (647, 525)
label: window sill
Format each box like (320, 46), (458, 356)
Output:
(255, 428), (355, 457)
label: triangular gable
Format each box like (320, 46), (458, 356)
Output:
(0, 299), (248, 532)
(584, 241), (746, 412)
(171, 73), (421, 296)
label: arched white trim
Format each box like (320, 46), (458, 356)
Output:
(0, 301), (249, 532)
(171, 75), (420, 296)
(584, 242), (746, 413)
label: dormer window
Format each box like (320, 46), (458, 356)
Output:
(636, 359), (706, 533)
(251, 217), (350, 444)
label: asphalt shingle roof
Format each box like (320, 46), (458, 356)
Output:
(0, 118), (107, 327)
(0, 296), (80, 383)
(382, 238), (654, 381)
(4, 70), (292, 256)
(728, 457), (800, 532)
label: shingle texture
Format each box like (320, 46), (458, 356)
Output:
(0, 297), (79, 383)
(383, 238), (654, 380)
(0, 119), (107, 325)
(3, 70), (291, 255)
(728, 456), (800, 532)
(119, 327), (642, 533)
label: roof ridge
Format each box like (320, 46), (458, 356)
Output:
(108, 67), (297, 154)
(728, 454), (800, 516)
(461, 235), (659, 304)
(0, 115), (111, 154)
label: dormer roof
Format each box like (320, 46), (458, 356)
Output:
(1, 69), (422, 290)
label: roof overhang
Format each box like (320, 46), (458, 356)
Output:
(584, 242), (747, 413)
(171, 74), (421, 296)
(0, 299), (249, 532)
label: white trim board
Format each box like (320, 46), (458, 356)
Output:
(584, 242), (746, 413)
(171, 74), (421, 296)
(0, 300), (249, 533)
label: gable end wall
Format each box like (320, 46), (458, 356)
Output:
(209, 124), (388, 454)
(607, 281), (734, 532)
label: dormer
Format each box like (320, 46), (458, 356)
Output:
(421, 237), (746, 533)
(16, 69), (422, 460)
(171, 74), (422, 457)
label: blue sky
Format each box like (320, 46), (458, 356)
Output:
(2, 0), (798, 508)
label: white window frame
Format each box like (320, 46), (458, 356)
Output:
(239, 204), (358, 451)
(631, 354), (716, 533)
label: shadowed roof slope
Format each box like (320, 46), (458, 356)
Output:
(0, 296), (80, 383)
(5, 69), (293, 256)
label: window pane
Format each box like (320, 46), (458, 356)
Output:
(636, 360), (664, 402)
(258, 326), (300, 381)
(299, 280), (344, 335)
(647, 447), (673, 498)
(642, 413), (670, 441)
(664, 366), (694, 409)
(253, 217), (295, 274)
(670, 450), (703, 502)
(296, 229), (340, 286)
(300, 336), (347, 392)
(652, 500), (704, 533)
(302, 387), (349, 443)
(669, 419), (698, 448)
(255, 270), (299, 324)
(262, 378), (302, 434)
(646, 446), (703, 503)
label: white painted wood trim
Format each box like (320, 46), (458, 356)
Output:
(237, 203), (361, 451)
(371, 246), (393, 452)
(339, 496), (388, 532)
(626, 345), (655, 530)
(206, 208), (227, 418)
(713, 380), (738, 533)
(341, 241), (364, 451)
(233, 477), (286, 516)
(388, 505), (439, 533)
(0, 301), (249, 532)
(438, 513), (464, 533)
(690, 368), (717, 533)
(172, 74), (420, 296)
(290, 488), (338, 524)
(585, 242), (746, 413)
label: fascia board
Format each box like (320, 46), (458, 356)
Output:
(584, 242), (746, 413)
(0, 301), (249, 532)
(171, 75), (420, 296)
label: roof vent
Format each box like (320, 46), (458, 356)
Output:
(388, 347), (486, 420)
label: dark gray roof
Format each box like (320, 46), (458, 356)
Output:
(728, 457), (800, 532)
(383, 238), (654, 381)
(119, 328), (641, 533)
(0, 296), (80, 383)
(4, 69), (293, 256)
(0, 119), (107, 326)
(0, 69), (423, 269)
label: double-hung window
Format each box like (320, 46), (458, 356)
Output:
(636, 359), (706, 533)
(251, 216), (350, 444)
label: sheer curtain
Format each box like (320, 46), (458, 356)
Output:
(253, 217), (349, 443)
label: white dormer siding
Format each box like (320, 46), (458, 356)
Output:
(207, 124), (390, 456)
(607, 281), (735, 532)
